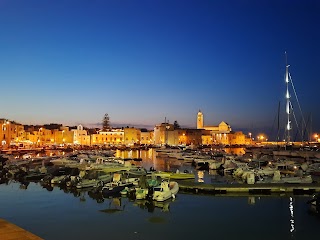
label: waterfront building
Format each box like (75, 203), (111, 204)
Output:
(196, 110), (233, 145)
(72, 125), (90, 145)
(0, 119), (24, 148)
(140, 129), (153, 145)
(171, 128), (207, 146)
(154, 122), (207, 146)
(25, 127), (53, 146)
(154, 123), (174, 145)
(228, 131), (246, 145)
(123, 127), (141, 145)
(91, 128), (124, 146)
(197, 110), (232, 132)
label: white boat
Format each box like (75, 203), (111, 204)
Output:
(135, 178), (160, 200)
(152, 180), (179, 202)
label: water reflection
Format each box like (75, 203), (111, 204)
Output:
(100, 197), (125, 214)
(223, 147), (245, 155)
(197, 171), (204, 183)
(19, 181), (29, 190)
(134, 199), (174, 213)
(289, 197), (295, 233)
(248, 196), (256, 205)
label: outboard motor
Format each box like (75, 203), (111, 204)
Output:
(146, 186), (154, 200)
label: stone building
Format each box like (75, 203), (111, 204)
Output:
(0, 119), (24, 148)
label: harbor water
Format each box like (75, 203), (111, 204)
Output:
(1, 149), (320, 239)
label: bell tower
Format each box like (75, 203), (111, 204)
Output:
(197, 110), (204, 129)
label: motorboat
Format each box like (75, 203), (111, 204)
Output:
(101, 173), (139, 197)
(152, 180), (179, 202)
(135, 178), (160, 200)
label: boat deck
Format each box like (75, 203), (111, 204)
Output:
(177, 181), (320, 195)
(0, 219), (43, 240)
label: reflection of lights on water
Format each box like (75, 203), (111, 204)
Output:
(289, 197), (295, 233)
(197, 171), (204, 183)
(248, 197), (255, 205)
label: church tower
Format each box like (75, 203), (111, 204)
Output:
(197, 110), (204, 129)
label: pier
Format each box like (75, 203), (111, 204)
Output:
(177, 181), (320, 195)
(0, 219), (43, 240)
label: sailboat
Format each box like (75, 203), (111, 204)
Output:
(273, 53), (312, 157)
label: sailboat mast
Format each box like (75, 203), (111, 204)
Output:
(285, 53), (291, 144)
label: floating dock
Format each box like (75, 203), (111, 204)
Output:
(177, 181), (320, 195)
(0, 219), (43, 240)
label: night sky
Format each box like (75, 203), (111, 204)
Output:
(0, 0), (319, 140)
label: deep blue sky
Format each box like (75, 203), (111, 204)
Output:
(0, 0), (319, 139)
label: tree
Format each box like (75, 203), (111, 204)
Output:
(102, 113), (111, 131)
(173, 120), (181, 129)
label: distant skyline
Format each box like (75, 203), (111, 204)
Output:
(1, 0), (319, 140)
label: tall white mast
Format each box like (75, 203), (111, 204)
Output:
(285, 52), (291, 144)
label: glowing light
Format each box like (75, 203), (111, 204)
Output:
(289, 197), (295, 233)
(197, 171), (204, 183)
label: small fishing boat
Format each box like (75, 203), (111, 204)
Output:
(135, 178), (160, 200)
(152, 180), (179, 202)
(101, 173), (139, 197)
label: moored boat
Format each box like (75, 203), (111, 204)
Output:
(152, 171), (195, 180)
(152, 180), (179, 202)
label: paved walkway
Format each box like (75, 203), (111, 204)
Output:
(0, 219), (43, 240)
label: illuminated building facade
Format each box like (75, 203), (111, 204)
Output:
(72, 125), (89, 145)
(91, 129), (125, 146)
(0, 119), (24, 148)
(154, 122), (208, 146)
(196, 110), (234, 145)
(153, 123), (174, 145)
(140, 129), (153, 145)
(124, 127), (141, 145)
